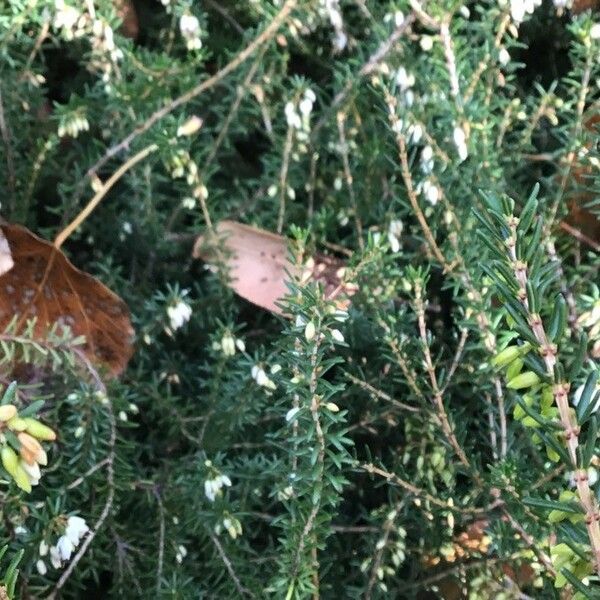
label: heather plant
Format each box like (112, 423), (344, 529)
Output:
(0, 0), (599, 598)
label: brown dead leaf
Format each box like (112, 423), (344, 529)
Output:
(0, 222), (134, 376)
(193, 220), (354, 315)
(0, 229), (13, 276)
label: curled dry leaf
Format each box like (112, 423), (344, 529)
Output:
(0, 222), (134, 376)
(192, 220), (355, 315)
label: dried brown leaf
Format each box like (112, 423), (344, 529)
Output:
(193, 220), (354, 315)
(0, 222), (134, 376)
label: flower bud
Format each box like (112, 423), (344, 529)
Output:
(7, 417), (27, 432)
(1, 446), (31, 492)
(0, 404), (17, 422)
(17, 432), (45, 465)
(491, 345), (521, 368)
(23, 418), (56, 441)
(304, 321), (316, 341)
(1, 445), (19, 477)
(177, 115), (203, 137)
(507, 371), (540, 390)
(506, 357), (524, 381)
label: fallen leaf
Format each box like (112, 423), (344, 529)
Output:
(193, 220), (355, 315)
(0, 229), (13, 276)
(0, 222), (134, 376)
(561, 112), (600, 249)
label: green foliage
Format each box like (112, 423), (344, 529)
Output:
(0, 0), (599, 598)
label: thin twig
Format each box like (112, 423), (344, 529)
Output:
(207, 527), (252, 597)
(54, 143), (158, 249)
(344, 371), (419, 413)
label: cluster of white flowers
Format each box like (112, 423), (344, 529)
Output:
(251, 364), (277, 391)
(383, 10), (405, 27)
(215, 513), (243, 539)
(388, 220), (403, 253)
(167, 298), (192, 331)
(319, 0), (347, 51)
(166, 149), (208, 203)
(506, 0), (542, 25)
(179, 13), (202, 51)
(212, 332), (245, 357)
(452, 124), (468, 162)
(175, 544), (188, 563)
(204, 460), (232, 502)
(52, 1), (123, 89)
(284, 88), (316, 138)
(37, 516), (89, 574)
(53, 0), (84, 39)
(417, 178), (441, 206)
(420, 145), (434, 174)
(57, 111), (90, 139)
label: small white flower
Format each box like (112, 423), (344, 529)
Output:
(420, 36), (434, 51)
(498, 47), (510, 66)
(421, 179), (441, 206)
(395, 67), (415, 91)
(299, 97), (313, 116)
(305, 321), (316, 341)
(56, 536), (74, 561)
(388, 219), (403, 252)
(235, 338), (246, 352)
(65, 515), (90, 546)
(177, 116), (203, 137)
(39, 540), (49, 557)
(286, 407), (300, 422)
(180, 14), (199, 36)
(326, 402), (340, 412)
(453, 125), (468, 162)
(176, 544), (187, 563)
(284, 102), (302, 129)
(331, 329), (345, 343)
(167, 300), (193, 331)
(420, 145), (434, 173)
(21, 460), (41, 486)
(36, 559), (47, 576)
(50, 546), (62, 569)
(591, 23), (600, 40)
(221, 333), (236, 356)
(119, 410), (128, 422)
